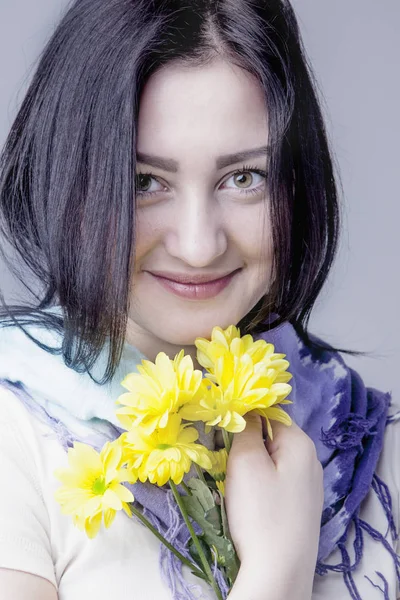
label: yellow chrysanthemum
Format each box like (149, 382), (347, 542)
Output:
(196, 325), (292, 385)
(115, 350), (206, 435)
(179, 350), (292, 436)
(121, 413), (212, 487)
(206, 448), (228, 496)
(196, 325), (241, 370)
(54, 439), (137, 539)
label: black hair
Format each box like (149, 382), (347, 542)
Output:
(0, 0), (357, 384)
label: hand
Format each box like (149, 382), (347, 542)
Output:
(224, 412), (324, 600)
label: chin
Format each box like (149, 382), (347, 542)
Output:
(157, 310), (243, 346)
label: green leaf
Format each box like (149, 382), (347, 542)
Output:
(189, 536), (212, 568)
(219, 492), (231, 541)
(190, 569), (209, 582)
(187, 478), (216, 511)
(182, 478), (238, 584)
(205, 504), (222, 532)
(183, 479), (222, 535)
(219, 491), (240, 584)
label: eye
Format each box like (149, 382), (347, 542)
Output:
(135, 164), (268, 202)
(221, 165), (267, 197)
(135, 173), (166, 198)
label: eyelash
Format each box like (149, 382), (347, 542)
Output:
(135, 164), (267, 199)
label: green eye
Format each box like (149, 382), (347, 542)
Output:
(222, 166), (267, 196)
(134, 165), (267, 201)
(135, 172), (165, 198)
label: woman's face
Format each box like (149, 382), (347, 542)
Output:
(126, 58), (273, 361)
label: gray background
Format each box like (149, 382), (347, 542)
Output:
(0, 1), (399, 400)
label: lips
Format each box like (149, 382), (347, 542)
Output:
(146, 269), (240, 285)
(145, 268), (241, 300)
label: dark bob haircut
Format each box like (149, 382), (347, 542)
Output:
(0, 0), (345, 383)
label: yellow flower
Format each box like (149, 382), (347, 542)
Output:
(196, 325), (292, 385)
(122, 414), (212, 486)
(115, 350), (205, 435)
(206, 448), (228, 496)
(196, 325), (240, 370)
(180, 350), (292, 436)
(54, 439), (137, 538)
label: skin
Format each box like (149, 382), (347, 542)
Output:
(226, 414), (324, 599)
(125, 58), (273, 368)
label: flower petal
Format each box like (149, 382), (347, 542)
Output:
(104, 509), (117, 529)
(85, 511), (103, 539)
(103, 489), (123, 511)
(109, 483), (134, 503)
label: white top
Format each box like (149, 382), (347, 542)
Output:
(0, 385), (399, 600)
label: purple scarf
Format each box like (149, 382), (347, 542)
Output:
(0, 316), (398, 599)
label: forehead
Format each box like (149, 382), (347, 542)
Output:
(136, 59), (269, 167)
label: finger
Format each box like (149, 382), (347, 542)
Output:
(230, 411), (266, 454)
(265, 418), (302, 461)
(227, 412), (275, 478)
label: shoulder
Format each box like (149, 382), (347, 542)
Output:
(0, 384), (57, 587)
(0, 384), (57, 470)
(0, 383), (69, 495)
(0, 384), (44, 469)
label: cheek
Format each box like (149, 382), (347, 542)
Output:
(133, 209), (164, 265)
(228, 203), (272, 261)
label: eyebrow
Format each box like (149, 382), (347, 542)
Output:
(136, 145), (270, 172)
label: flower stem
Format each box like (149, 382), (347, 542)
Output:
(181, 481), (192, 495)
(169, 481), (224, 600)
(129, 503), (203, 579)
(219, 492), (240, 585)
(222, 429), (232, 453)
(195, 463), (208, 485)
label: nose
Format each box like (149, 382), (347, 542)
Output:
(165, 191), (228, 267)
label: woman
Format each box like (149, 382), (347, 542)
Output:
(0, 0), (398, 598)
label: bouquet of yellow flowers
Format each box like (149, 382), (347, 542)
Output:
(53, 325), (293, 598)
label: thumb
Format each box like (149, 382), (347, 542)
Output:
(229, 411), (270, 457)
(265, 418), (302, 463)
(227, 411), (275, 478)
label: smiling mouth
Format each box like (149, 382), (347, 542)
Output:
(146, 269), (241, 285)
(146, 268), (242, 300)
